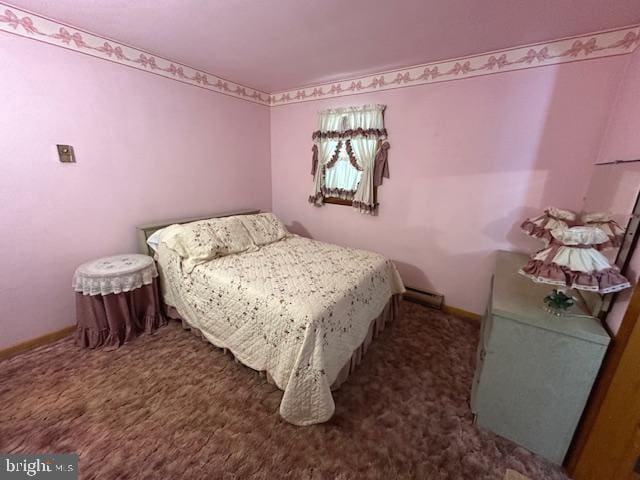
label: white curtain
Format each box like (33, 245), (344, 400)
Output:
(309, 104), (386, 212)
(344, 105), (385, 213)
(342, 104), (385, 131)
(349, 137), (378, 212)
(309, 111), (344, 205)
(324, 146), (362, 197)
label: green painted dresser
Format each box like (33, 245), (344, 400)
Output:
(470, 250), (610, 464)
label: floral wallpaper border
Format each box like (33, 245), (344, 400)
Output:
(270, 25), (640, 106)
(1, 2), (638, 107)
(0, 3), (271, 106)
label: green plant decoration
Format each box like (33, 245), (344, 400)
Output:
(543, 289), (575, 311)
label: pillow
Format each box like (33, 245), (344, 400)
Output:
(146, 226), (173, 252)
(239, 213), (289, 246)
(160, 217), (255, 273)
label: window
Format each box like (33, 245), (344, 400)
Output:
(323, 140), (362, 204)
(308, 105), (390, 214)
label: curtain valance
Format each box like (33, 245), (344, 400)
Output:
(312, 128), (387, 141)
(312, 104), (387, 141)
(309, 104), (389, 215)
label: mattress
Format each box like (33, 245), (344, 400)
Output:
(156, 235), (405, 425)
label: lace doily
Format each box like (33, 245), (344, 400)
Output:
(73, 254), (157, 296)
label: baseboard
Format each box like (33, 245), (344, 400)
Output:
(403, 287), (444, 309)
(443, 305), (482, 322)
(0, 326), (75, 361)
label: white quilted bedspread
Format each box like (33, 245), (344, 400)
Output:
(157, 235), (405, 425)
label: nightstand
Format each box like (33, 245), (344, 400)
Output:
(470, 250), (610, 464)
(73, 254), (167, 350)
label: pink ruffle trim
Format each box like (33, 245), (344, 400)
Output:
(521, 218), (624, 251)
(75, 313), (166, 350)
(519, 259), (630, 294)
(520, 220), (554, 243)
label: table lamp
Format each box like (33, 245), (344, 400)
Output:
(580, 212), (626, 251)
(521, 207), (577, 245)
(518, 224), (631, 316)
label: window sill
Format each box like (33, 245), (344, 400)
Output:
(324, 197), (353, 206)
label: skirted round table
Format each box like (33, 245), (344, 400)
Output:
(73, 254), (166, 350)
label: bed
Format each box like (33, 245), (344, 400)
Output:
(137, 210), (405, 425)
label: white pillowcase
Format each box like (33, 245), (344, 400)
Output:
(146, 226), (172, 252)
(239, 213), (289, 246)
(160, 217), (256, 273)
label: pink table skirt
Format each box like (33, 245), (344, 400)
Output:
(75, 278), (167, 350)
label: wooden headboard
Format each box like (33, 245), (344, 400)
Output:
(136, 209), (260, 256)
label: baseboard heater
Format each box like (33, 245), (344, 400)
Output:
(403, 287), (444, 310)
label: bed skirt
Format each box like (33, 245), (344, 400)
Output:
(165, 294), (401, 391)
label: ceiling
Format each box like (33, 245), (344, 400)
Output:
(8, 0), (640, 93)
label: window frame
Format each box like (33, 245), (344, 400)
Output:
(322, 139), (379, 207)
(324, 186), (377, 207)
(324, 196), (353, 206)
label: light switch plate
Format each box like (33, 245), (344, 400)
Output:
(57, 144), (76, 163)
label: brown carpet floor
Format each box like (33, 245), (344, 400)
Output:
(0, 301), (566, 480)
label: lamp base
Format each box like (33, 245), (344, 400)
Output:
(543, 304), (569, 317)
(542, 288), (575, 316)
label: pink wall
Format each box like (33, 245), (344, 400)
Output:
(592, 48), (640, 333)
(271, 57), (628, 315)
(0, 33), (271, 349)
(582, 162), (640, 333)
(606, 249), (640, 333)
(2, 22), (637, 350)
(598, 49), (640, 164)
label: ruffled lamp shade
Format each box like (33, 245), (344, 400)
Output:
(520, 207), (576, 244)
(581, 212), (626, 251)
(519, 226), (630, 294)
